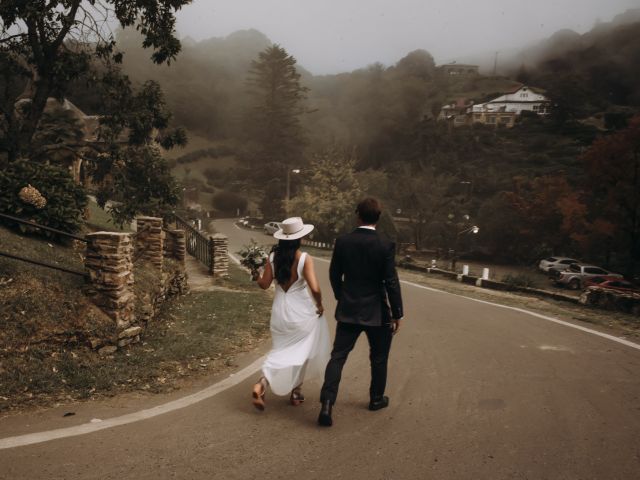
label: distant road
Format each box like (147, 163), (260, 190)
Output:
(1, 218), (639, 479)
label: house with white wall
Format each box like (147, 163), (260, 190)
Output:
(471, 86), (551, 116)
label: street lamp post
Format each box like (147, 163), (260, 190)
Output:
(285, 168), (300, 216)
(460, 181), (472, 203)
(451, 225), (479, 271)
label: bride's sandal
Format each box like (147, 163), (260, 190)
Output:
(252, 378), (267, 411)
(290, 387), (305, 406)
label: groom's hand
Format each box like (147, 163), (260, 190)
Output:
(391, 318), (402, 335)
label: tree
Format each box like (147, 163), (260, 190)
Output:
(0, 0), (190, 161)
(243, 45), (308, 178)
(394, 50), (436, 80)
(96, 146), (179, 228)
(289, 148), (361, 241)
(580, 116), (640, 275)
(501, 175), (584, 263)
(389, 166), (458, 250)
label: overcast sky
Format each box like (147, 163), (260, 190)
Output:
(176, 0), (640, 74)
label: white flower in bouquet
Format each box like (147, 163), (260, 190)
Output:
(237, 240), (268, 279)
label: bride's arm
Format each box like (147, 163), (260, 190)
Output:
(256, 260), (273, 290)
(303, 256), (324, 315)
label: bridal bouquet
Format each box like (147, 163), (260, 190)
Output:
(237, 240), (268, 279)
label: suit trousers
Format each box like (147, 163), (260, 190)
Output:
(320, 321), (393, 405)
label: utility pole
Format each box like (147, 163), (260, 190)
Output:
(493, 51), (499, 76)
(284, 167), (300, 217)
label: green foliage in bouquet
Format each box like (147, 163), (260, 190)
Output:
(237, 240), (269, 276)
(0, 159), (88, 234)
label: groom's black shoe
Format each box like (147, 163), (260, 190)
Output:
(368, 396), (389, 411)
(318, 400), (333, 426)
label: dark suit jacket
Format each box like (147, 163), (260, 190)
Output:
(329, 228), (403, 327)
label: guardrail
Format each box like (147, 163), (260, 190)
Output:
(172, 213), (212, 271)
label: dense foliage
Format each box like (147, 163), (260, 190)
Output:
(0, 160), (87, 234)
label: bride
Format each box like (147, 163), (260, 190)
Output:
(251, 217), (331, 410)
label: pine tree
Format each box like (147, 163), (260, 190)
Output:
(244, 45), (309, 175)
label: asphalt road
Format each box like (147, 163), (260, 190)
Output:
(1, 218), (639, 479)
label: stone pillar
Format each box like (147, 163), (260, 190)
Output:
(85, 232), (135, 337)
(210, 233), (229, 277)
(173, 229), (186, 264)
(135, 216), (164, 270)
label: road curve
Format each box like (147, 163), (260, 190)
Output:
(0, 218), (639, 479)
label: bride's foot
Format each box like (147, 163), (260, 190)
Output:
(252, 378), (267, 411)
(290, 386), (305, 406)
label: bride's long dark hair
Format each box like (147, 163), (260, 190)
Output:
(272, 239), (301, 285)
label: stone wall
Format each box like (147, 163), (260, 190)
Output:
(210, 233), (229, 277)
(135, 216), (164, 270)
(137, 260), (188, 326)
(84, 217), (188, 352)
(84, 232), (139, 351)
(163, 229), (186, 265)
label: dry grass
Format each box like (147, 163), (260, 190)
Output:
(0, 225), (272, 414)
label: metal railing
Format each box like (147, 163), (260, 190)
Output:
(0, 212), (87, 242)
(172, 212), (211, 271)
(0, 212), (87, 277)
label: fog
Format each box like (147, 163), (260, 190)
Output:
(175, 0), (640, 74)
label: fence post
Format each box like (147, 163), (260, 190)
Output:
(162, 229), (186, 266)
(211, 234), (229, 277)
(173, 229), (186, 265)
(208, 236), (215, 274)
(135, 216), (164, 270)
(85, 232), (138, 345)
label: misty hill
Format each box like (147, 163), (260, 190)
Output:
(108, 14), (640, 147)
(506, 10), (640, 112)
(116, 28), (272, 137)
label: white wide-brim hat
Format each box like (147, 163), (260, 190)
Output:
(273, 217), (314, 240)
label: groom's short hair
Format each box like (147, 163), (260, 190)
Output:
(356, 198), (382, 225)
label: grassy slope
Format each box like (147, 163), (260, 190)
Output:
(165, 131), (240, 211)
(0, 225), (272, 413)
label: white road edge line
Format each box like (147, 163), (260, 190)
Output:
(315, 258), (640, 351)
(0, 357), (266, 450)
(2, 254), (638, 450)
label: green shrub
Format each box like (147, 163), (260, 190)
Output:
(501, 273), (535, 288)
(0, 160), (87, 234)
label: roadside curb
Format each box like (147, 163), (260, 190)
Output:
(399, 262), (580, 305)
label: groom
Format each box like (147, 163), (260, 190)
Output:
(318, 198), (403, 427)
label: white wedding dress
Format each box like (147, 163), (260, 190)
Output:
(262, 252), (331, 395)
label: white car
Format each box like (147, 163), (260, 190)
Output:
(264, 221), (281, 235)
(539, 256), (580, 273)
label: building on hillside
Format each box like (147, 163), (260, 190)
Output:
(439, 63), (479, 76)
(438, 98), (474, 127)
(438, 85), (551, 128)
(14, 97), (128, 184)
(472, 86), (551, 117)
(470, 108), (517, 128)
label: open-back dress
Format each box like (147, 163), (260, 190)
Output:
(261, 252), (331, 395)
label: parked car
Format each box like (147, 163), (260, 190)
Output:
(264, 221), (281, 235)
(583, 276), (639, 294)
(551, 264), (624, 290)
(538, 256), (580, 273)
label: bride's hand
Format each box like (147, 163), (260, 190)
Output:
(316, 304), (324, 316)
(251, 268), (260, 281)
